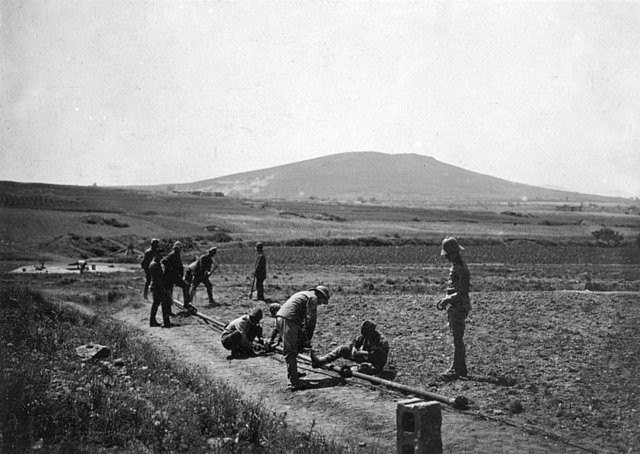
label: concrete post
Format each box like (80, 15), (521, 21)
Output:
(397, 398), (442, 454)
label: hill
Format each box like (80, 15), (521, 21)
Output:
(151, 152), (624, 205)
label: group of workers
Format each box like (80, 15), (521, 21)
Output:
(141, 239), (219, 328)
(141, 236), (471, 389)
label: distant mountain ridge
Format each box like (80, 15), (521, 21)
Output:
(145, 152), (623, 205)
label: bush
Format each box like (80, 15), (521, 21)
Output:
(592, 226), (624, 246)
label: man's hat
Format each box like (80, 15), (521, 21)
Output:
(173, 241), (183, 249)
(249, 308), (263, 323)
(256, 242), (264, 250)
(151, 238), (160, 245)
(208, 247), (218, 254)
(440, 236), (464, 256)
(268, 302), (281, 317)
(313, 285), (330, 300)
(360, 320), (377, 335)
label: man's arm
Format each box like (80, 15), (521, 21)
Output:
(141, 251), (151, 270)
(304, 297), (318, 342)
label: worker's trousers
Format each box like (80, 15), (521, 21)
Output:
(276, 316), (301, 385)
(447, 308), (469, 375)
(150, 289), (172, 325)
(255, 276), (265, 300)
(188, 275), (214, 303)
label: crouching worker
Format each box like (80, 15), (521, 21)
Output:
(311, 320), (389, 374)
(221, 308), (264, 359)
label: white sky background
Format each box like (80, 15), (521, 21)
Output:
(1, 1), (639, 198)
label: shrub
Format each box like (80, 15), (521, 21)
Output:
(592, 226), (624, 246)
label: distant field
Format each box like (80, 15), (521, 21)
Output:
(1, 181), (639, 264)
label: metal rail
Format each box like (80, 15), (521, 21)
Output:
(173, 300), (469, 409)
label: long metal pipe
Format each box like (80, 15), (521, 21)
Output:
(173, 300), (469, 409)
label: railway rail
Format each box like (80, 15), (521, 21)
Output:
(172, 299), (469, 410)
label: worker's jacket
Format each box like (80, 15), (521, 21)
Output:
(148, 260), (165, 295)
(254, 252), (267, 279)
(352, 330), (390, 357)
(221, 315), (262, 350)
(141, 247), (161, 272)
(276, 290), (319, 342)
(191, 254), (214, 278)
(161, 250), (184, 284)
(444, 258), (471, 312)
(351, 330), (390, 371)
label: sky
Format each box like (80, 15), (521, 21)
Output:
(1, 1), (639, 198)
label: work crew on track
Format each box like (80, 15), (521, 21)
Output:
(275, 285), (330, 390)
(141, 238), (162, 300)
(185, 247), (219, 306)
(437, 236), (471, 380)
(161, 241), (195, 311)
(253, 242), (267, 301)
(311, 320), (389, 374)
(220, 308), (264, 358)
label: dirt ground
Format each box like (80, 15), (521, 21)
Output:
(7, 251), (637, 453)
(111, 301), (593, 454)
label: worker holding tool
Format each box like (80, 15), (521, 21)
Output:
(276, 285), (330, 390)
(253, 242), (267, 301)
(148, 256), (175, 328)
(311, 320), (389, 374)
(161, 241), (194, 311)
(436, 236), (471, 380)
(141, 238), (162, 300)
(220, 308), (264, 358)
(185, 247), (219, 306)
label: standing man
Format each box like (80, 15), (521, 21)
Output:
(148, 256), (175, 328)
(220, 308), (264, 358)
(253, 242), (267, 301)
(276, 285), (330, 389)
(437, 236), (471, 380)
(161, 241), (193, 311)
(185, 247), (220, 306)
(141, 238), (161, 300)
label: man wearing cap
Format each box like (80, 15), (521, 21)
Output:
(253, 242), (267, 300)
(276, 285), (330, 389)
(311, 320), (389, 374)
(141, 238), (162, 300)
(185, 247), (219, 306)
(437, 236), (471, 380)
(221, 308), (264, 358)
(161, 241), (193, 310)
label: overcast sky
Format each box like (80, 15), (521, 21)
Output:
(1, 1), (639, 198)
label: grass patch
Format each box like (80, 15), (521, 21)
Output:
(0, 286), (346, 453)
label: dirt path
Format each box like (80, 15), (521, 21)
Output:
(108, 303), (593, 454)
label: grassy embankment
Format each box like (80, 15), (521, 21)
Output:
(0, 285), (345, 454)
